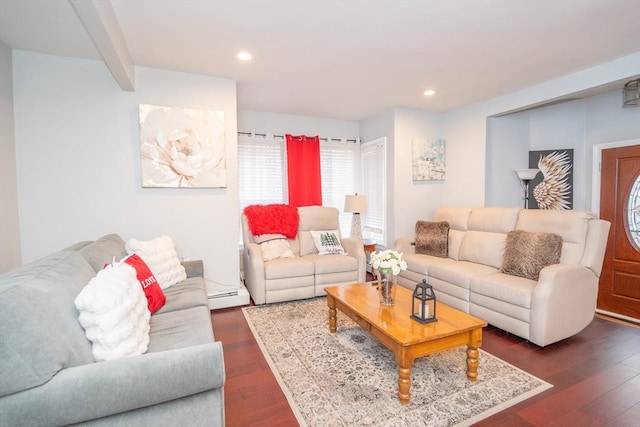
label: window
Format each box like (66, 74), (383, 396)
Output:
(360, 137), (387, 246)
(627, 174), (640, 250)
(320, 139), (359, 235)
(238, 133), (287, 213)
(238, 133), (359, 240)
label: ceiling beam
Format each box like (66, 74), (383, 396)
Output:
(70, 0), (134, 91)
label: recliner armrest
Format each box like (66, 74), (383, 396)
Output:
(393, 236), (416, 254)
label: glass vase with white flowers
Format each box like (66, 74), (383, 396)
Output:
(369, 250), (407, 306)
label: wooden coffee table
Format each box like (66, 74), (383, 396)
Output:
(325, 283), (487, 405)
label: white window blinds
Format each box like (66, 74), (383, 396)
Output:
(238, 133), (287, 213)
(320, 139), (359, 236)
(361, 137), (387, 245)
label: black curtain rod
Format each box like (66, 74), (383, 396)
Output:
(238, 131), (358, 143)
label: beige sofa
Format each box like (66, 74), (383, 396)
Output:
(394, 207), (610, 347)
(242, 205), (367, 304)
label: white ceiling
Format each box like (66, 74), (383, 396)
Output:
(1, 0), (639, 121)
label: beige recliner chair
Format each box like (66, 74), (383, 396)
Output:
(242, 205), (366, 305)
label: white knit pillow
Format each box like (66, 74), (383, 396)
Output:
(126, 235), (186, 289)
(75, 264), (150, 362)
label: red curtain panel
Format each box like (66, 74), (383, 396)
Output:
(285, 134), (322, 207)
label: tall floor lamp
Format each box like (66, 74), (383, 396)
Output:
(515, 169), (540, 209)
(344, 194), (367, 241)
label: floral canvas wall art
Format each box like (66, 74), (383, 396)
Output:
(139, 104), (226, 188)
(412, 138), (445, 181)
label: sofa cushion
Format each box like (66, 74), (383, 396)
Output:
(433, 207), (471, 231)
(516, 209), (592, 264)
(414, 221), (449, 257)
(310, 230), (347, 255)
(459, 231), (506, 268)
(148, 306), (214, 352)
(304, 253), (358, 274)
(448, 229), (465, 261)
(155, 276), (209, 315)
(298, 206), (342, 256)
(78, 234), (127, 272)
(75, 263), (150, 362)
(254, 233), (287, 244)
(0, 251), (96, 397)
(471, 272), (536, 310)
(403, 253), (456, 277)
(126, 236), (187, 289)
(501, 230), (562, 280)
(467, 207), (521, 233)
(429, 261), (498, 289)
(264, 257), (315, 280)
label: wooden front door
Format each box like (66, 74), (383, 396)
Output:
(598, 144), (640, 320)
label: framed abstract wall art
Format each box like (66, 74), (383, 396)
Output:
(412, 138), (445, 181)
(139, 104), (227, 188)
(528, 149), (574, 210)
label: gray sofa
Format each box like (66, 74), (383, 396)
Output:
(0, 234), (225, 426)
(242, 205), (367, 305)
(394, 207), (610, 347)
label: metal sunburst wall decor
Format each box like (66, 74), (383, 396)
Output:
(528, 149), (574, 210)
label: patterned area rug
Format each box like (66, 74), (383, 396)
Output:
(243, 297), (552, 427)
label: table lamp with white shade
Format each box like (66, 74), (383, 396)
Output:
(344, 194), (367, 241)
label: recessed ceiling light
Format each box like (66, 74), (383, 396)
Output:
(423, 89), (436, 96)
(237, 52), (252, 61)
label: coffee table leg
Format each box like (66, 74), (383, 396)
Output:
(397, 365), (411, 405)
(328, 296), (337, 333)
(396, 351), (412, 405)
(466, 345), (479, 381)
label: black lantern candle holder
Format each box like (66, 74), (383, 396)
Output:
(411, 279), (437, 324)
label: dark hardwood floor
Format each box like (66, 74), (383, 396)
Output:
(211, 300), (640, 427)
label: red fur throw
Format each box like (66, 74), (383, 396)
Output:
(244, 204), (300, 239)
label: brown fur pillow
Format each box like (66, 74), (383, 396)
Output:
(501, 230), (562, 280)
(415, 221), (449, 257)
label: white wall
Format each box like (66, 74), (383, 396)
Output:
(392, 108), (445, 241)
(485, 114), (530, 207)
(444, 52), (640, 210)
(12, 51), (239, 287)
(528, 101), (588, 209)
(0, 41), (22, 273)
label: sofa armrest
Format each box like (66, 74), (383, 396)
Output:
(243, 243), (267, 304)
(529, 264), (598, 347)
(0, 342), (225, 427)
(341, 237), (367, 282)
(182, 259), (204, 278)
(393, 236), (416, 255)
